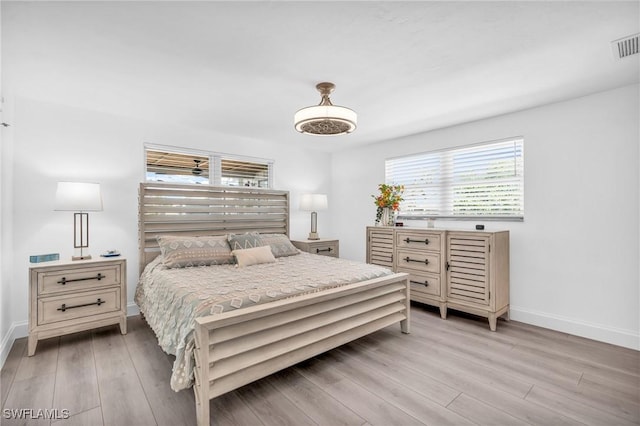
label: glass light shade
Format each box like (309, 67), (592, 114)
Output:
(55, 182), (103, 212)
(300, 194), (328, 211)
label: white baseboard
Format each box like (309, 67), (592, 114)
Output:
(510, 306), (639, 350)
(0, 320), (28, 369)
(1, 303), (141, 369)
(127, 302), (140, 317)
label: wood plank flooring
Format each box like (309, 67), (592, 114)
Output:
(1, 304), (638, 426)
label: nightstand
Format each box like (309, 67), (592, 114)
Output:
(28, 257), (127, 356)
(291, 238), (339, 258)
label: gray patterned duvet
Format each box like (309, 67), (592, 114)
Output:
(134, 251), (394, 391)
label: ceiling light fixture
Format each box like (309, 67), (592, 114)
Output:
(294, 82), (357, 135)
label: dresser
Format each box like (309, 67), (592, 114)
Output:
(366, 227), (509, 330)
(28, 257), (127, 356)
(292, 238), (339, 258)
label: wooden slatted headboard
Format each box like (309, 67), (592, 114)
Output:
(138, 182), (290, 274)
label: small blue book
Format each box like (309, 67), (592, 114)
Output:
(30, 253), (60, 263)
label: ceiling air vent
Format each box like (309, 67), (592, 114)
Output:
(612, 33), (639, 59)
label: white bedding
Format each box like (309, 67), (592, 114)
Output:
(135, 251), (394, 391)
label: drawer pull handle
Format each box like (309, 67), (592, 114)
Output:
(57, 298), (104, 312)
(404, 256), (429, 265)
(404, 237), (430, 245)
(410, 280), (429, 287)
(316, 247), (333, 253)
(57, 273), (105, 285)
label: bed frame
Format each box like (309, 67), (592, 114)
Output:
(138, 182), (410, 426)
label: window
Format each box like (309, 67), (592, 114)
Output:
(219, 159), (270, 188)
(146, 150), (210, 184)
(145, 145), (273, 188)
(386, 138), (524, 220)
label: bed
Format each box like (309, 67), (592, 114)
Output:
(136, 182), (410, 426)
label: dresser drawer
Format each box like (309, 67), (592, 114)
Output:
(396, 249), (440, 274)
(396, 231), (441, 252)
(38, 287), (121, 326)
(38, 264), (122, 296)
(404, 270), (441, 297)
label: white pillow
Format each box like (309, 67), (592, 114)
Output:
(232, 245), (276, 267)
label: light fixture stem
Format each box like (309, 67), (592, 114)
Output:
(319, 95), (333, 106)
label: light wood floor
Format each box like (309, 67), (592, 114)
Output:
(2, 305), (639, 426)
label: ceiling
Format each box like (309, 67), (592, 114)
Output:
(3, 1), (639, 152)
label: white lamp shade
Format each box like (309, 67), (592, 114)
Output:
(55, 182), (103, 211)
(300, 193), (328, 211)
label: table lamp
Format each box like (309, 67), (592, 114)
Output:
(300, 193), (327, 240)
(55, 182), (103, 260)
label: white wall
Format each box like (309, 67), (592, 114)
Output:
(1, 93), (16, 364)
(331, 84), (640, 349)
(0, 96), (331, 364)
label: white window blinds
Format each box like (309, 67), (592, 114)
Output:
(386, 138), (524, 220)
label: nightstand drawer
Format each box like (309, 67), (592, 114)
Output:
(396, 231), (441, 252)
(309, 242), (338, 257)
(38, 287), (121, 326)
(38, 264), (122, 296)
(292, 239), (339, 258)
(396, 249), (440, 274)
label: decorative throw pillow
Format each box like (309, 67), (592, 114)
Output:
(227, 232), (264, 250)
(260, 233), (299, 257)
(157, 235), (234, 268)
(232, 245), (276, 267)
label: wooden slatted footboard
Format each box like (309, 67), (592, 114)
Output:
(193, 272), (410, 426)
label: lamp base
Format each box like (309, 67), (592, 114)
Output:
(307, 232), (320, 240)
(72, 254), (92, 261)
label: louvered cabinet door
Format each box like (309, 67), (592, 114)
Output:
(366, 227), (394, 268)
(446, 234), (490, 305)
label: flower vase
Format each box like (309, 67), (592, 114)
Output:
(381, 207), (394, 227)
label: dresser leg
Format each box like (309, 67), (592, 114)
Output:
(439, 303), (447, 319)
(488, 314), (497, 331)
(27, 334), (38, 356)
